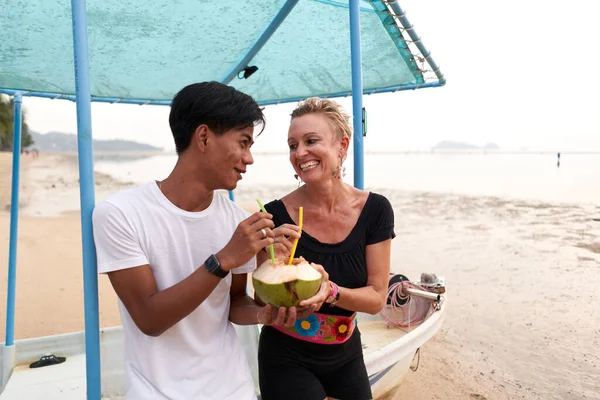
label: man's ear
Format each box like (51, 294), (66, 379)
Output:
(194, 125), (209, 151)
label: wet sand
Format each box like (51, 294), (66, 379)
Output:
(383, 192), (600, 400)
(1, 152), (599, 399)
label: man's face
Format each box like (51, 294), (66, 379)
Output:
(205, 126), (255, 190)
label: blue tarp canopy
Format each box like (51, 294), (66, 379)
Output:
(0, 0), (443, 105)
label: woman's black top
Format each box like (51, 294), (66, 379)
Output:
(264, 191), (395, 317)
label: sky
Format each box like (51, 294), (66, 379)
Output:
(17, 0), (600, 154)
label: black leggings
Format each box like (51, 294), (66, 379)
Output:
(258, 326), (372, 400)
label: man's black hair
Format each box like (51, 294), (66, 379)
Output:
(169, 81), (266, 154)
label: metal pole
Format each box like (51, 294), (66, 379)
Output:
(220, 0), (299, 85)
(2, 94), (23, 388)
(70, 0), (101, 398)
(405, 287), (440, 302)
(5, 94), (22, 348)
(349, 0), (364, 190)
(387, 1), (445, 85)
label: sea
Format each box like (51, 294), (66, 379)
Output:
(94, 152), (600, 206)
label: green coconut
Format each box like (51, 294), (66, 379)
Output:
(252, 256), (322, 307)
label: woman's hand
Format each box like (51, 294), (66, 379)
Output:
(298, 263), (332, 313)
(268, 223), (301, 259)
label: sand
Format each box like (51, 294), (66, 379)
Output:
(1, 152), (599, 399)
(0, 153), (130, 339)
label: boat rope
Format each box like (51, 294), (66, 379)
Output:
(380, 280), (441, 330)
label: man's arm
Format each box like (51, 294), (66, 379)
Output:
(108, 263), (224, 337)
(103, 211), (276, 337)
(228, 273), (263, 326)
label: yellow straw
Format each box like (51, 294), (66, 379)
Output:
(256, 199), (276, 264)
(288, 206), (303, 265)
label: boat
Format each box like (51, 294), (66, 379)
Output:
(0, 0), (446, 398)
(0, 274), (446, 399)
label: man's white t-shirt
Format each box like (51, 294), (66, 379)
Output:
(92, 182), (257, 400)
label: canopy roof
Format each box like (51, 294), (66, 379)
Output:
(0, 0), (444, 105)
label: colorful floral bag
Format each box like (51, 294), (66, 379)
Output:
(272, 312), (357, 344)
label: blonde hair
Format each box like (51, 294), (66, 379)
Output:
(290, 97), (352, 141)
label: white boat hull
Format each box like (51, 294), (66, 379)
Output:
(0, 298), (445, 399)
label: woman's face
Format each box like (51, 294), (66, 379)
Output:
(287, 113), (346, 184)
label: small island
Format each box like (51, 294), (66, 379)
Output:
(29, 131), (163, 153)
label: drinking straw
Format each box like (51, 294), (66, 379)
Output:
(256, 199), (276, 263)
(288, 206), (303, 265)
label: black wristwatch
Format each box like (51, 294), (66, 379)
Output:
(204, 254), (229, 278)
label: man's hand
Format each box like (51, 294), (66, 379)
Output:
(217, 212), (275, 270)
(257, 304), (312, 328)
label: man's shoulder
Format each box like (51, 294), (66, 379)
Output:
(94, 184), (154, 218)
(214, 192), (252, 220)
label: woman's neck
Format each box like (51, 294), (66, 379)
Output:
(301, 179), (349, 212)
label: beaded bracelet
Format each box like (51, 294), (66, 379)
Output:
(327, 282), (340, 306)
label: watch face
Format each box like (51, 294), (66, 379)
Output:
(206, 255), (228, 278)
(207, 254), (218, 269)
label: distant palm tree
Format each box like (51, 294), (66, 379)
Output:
(0, 95), (34, 151)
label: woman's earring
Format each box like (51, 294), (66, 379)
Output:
(332, 156), (345, 179)
(294, 174), (302, 188)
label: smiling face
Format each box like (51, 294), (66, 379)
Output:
(200, 125), (255, 190)
(287, 113), (348, 184)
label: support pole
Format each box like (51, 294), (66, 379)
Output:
(2, 93), (22, 389)
(70, 0), (101, 398)
(5, 94), (22, 348)
(387, 1), (445, 85)
(349, 0), (364, 189)
(220, 0), (299, 85)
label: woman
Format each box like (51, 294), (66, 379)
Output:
(257, 98), (395, 400)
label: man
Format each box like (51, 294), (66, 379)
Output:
(92, 82), (321, 399)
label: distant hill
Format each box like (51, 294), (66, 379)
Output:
(431, 140), (500, 151)
(29, 131), (162, 152)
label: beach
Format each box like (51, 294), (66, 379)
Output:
(1, 152), (599, 399)
(0, 152), (131, 339)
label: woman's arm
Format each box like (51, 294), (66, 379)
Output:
(332, 239), (391, 314)
(300, 239), (391, 315)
